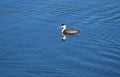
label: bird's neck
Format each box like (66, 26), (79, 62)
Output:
(62, 26), (66, 33)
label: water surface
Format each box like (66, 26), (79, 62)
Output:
(0, 0), (120, 77)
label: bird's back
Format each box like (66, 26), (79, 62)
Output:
(64, 28), (80, 34)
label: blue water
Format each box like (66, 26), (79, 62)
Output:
(0, 0), (120, 77)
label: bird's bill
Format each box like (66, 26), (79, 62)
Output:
(59, 26), (61, 28)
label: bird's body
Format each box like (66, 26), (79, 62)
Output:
(63, 28), (80, 34)
(59, 24), (80, 35)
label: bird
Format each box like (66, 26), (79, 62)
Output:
(59, 24), (80, 35)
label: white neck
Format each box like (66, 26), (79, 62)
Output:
(62, 26), (66, 33)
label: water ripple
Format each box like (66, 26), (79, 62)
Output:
(0, 0), (120, 77)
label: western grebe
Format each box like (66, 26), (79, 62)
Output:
(59, 24), (80, 34)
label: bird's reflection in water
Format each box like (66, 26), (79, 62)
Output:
(61, 33), (67, 41)
(60, 33), (79, 41)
